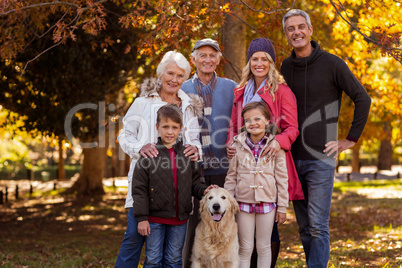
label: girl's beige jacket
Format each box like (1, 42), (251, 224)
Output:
(224, 132), (289, 213)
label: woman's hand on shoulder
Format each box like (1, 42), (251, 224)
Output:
(184, 144), (199, 161)
(226, 139), (236, 159)
(261, 139), (281, 161)
(139, 143), (158, 158)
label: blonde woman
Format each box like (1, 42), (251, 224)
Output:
(226, 38), (304, 267)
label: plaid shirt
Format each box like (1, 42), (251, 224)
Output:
(245, 134), (267, 162)
(238, 202), (276, 214)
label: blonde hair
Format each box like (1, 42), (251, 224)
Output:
(238, 52), (286, 102)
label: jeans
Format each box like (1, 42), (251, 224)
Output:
(292, 159), (335, 268)
(144, 222), (187, 268)
(115, 208), (145, 268)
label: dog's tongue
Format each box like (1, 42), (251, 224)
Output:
(212, 213), (222, 221)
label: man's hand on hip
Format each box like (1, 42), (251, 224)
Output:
(324, 139), (356, 158)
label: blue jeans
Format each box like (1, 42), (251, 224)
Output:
(292, 159), (335, 268)
(115, 208), (145, 267)
(144, 222), (187, 268)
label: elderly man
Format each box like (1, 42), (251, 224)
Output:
(281, 9), (371, 268)
(181, 38), (238, 267)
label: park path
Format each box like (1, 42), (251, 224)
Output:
(1, 166), (401, 202)
(335, 165), (401, 182)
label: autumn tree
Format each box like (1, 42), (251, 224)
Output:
(0, 2), (143, 194)
(319, 0), (402, 171)
(1, 0), (401, 189)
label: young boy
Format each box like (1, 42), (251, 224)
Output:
(132, 104), (215, 267)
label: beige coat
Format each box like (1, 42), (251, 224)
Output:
(224, 132), (289, 213)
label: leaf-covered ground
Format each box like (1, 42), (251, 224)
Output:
(0, 178), (401, 267)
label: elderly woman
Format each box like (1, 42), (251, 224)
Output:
(226, 38), (304, 267)
(115, 51), (202, 267)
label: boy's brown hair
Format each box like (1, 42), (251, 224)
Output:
(156, 104), (183, 126)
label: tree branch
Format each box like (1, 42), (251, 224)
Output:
(329, 0), (401, 64)
(0, 2), (79, 16)
(0, 0), (107, 17)
(22, 41), (63, 75)
(239, 0), (296, 15)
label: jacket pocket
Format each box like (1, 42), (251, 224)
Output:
(260, 176), (277, 202)
(235, 174), (250, 199)
(149, 185), (158, 210)
(183, 195), (192, 215)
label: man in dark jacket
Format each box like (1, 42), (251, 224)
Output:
(281, 9), (371, 268)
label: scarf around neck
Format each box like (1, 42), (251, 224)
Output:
(243, 77), (267, 107)
(194, 72), (219, 169)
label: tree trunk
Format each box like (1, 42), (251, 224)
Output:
(67, 147), (107, 195)
(111, 144), (128, 177)
(57, 138), (66, 180)
(222, 3), (246, 83)
(110, 112), (128, 177)
(351, 146), (360, 172)
(67, 129), (108, 196)
(377, 123), (393, 170)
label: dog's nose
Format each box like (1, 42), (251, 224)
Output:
(212, 203), (220, 211)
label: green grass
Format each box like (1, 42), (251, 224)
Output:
(277, 179), (402, 267)
(333, 178), (402, 192)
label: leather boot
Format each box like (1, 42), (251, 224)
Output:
(250, 245), (257, 268)
(270, 241), (281, 268)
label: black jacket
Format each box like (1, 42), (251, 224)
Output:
(281, 41), (371, 160)
(132, 139), (206, 222)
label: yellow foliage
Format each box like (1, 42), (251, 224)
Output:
(221, 3), (230, 12)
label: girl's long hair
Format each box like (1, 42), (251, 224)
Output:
(240, 101), (281, 135)
(237, 52), (286, 102)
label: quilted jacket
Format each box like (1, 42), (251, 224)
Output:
(132, 139), (207, 222)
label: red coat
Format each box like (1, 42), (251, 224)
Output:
(226, 83), (304, 200)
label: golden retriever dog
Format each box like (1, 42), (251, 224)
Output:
(191, 188), (240, 268)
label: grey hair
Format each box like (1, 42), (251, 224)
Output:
(156, 51), (192, 81)
(190, 49), (222, 61)
(282, 9), (312, 31)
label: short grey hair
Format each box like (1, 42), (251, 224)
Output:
(190, 48), (222, 61)
(156, 51), (191, 81)
(282, 9), (312, 31)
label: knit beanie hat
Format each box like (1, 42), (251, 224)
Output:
(246, 37), (276, 63)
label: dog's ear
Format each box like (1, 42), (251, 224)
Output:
(199, 192), (207, 214)
(228, 193), (239, 214)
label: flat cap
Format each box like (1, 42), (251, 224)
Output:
(192, 38), (221, 52)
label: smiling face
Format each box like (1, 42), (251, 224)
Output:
(243, 108), (269, 142)
(192, 46), (220, 77)
(284, 15), (313, 57)
(159, 62), (186, 95)
(250, 51), (270, 80)
(156, 117), (182, 148)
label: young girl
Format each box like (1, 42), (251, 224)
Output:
(224, 101), (289, 268)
